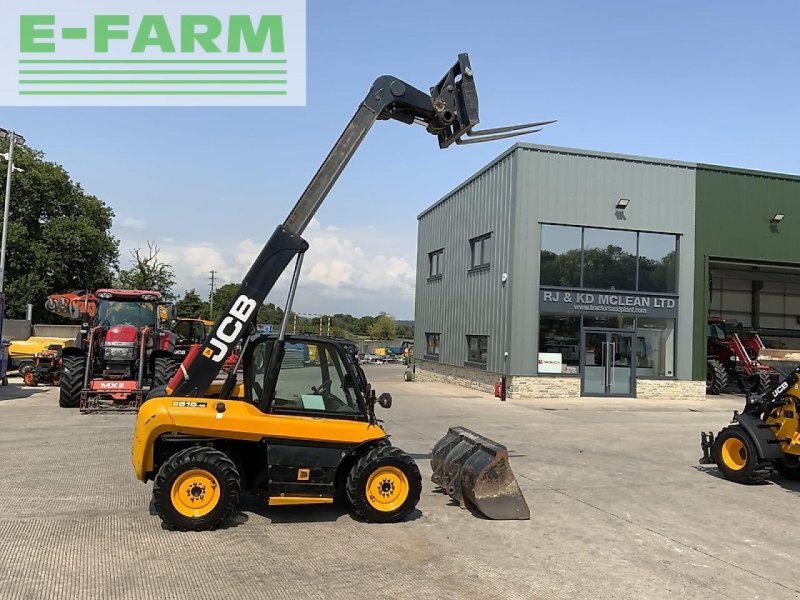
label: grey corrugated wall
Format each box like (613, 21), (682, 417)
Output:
(414, 152), (516, 374)
(511, 145), (697, 379)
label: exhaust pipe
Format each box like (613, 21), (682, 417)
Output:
(431, 426), (530, 520)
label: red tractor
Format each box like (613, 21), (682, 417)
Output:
(54, 289), (179, 411)
(706, 316), (777, 395)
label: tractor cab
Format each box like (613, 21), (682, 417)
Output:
(94, 289), (160, 329)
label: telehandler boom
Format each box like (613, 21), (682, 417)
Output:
(133, 54), (547, 530)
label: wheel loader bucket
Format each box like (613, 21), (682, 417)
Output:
(431, 426), (530, 520)
(757, 348), (800, 377)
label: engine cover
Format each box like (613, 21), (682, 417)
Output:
(105, 324), (138, 344)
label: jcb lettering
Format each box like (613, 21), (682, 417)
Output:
(230, 295), (257, 322)
(207, 337), (227, 362)
(217, 316), (242, 344)
(204, 293), (256, 363)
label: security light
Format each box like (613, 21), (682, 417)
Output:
(771, 213), (785, 224)
(616, 198), (630, 210)
(0, 128), (25, 146)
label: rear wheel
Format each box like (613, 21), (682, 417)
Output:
(713, 426), (764, 483)
(152, 446), (240, 531)
(59, 355), (85, 408)
(706, 359), (728, 395)
(151, 355), (178, 388)
(346, 445), (421, 523)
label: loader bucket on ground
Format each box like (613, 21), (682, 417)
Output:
(430, 426), (530, 520)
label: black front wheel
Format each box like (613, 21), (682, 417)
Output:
(59, 355), (85, 408)
(151, 355), (178, 388)
(713, 426), (763, 483)
(346, 445), (422, 523)
(152, 447), (241, 531)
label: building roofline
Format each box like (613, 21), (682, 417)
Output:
(417, 143), (800, 220)
(416, 144), (518, 220)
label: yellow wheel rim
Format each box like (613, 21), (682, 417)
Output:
(170, 469), (220, 518)
(721, 438), (747, 471)
(366, 466), (409, 512)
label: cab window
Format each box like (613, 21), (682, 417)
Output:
(272, 342), (359, 415)
(190, 321), (207, 343)
(174, 320), (192, 341)
(247, 339), (361, 415)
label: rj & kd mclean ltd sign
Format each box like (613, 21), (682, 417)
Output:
(539, 287), (678, 319)
(0, 0), (306, 106)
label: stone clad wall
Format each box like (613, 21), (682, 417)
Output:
(414, 361), (706, 400)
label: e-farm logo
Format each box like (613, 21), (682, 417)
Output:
(0, 1), (306, 106)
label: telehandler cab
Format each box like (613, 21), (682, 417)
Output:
(133, 54), (550, 530)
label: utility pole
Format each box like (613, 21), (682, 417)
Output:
(0, 129), (25, 293)
(208, 270), (216, 319)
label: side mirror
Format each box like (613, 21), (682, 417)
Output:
(378, 392), (392, 409)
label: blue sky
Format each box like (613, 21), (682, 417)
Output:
(3, 1), (799, 319)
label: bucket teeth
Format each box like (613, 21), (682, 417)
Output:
(430, 426), (530, 520)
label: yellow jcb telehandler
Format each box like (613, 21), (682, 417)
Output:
(132, 54), (546, 530)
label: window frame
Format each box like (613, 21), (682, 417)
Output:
(539, 223), (679, 294)
(424, 332), (441, 360)
(244, 338), (369, 421)
(465, 334), (489, 367)
(428, 248), (444, 281)
(469, 233), (492, 271)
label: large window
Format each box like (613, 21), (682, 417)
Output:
(466, 335), (488, 364)
(429, 249), (443, 279)
(538, 314), (580, 373)
(425, 333), (440, 358)
(638, 233), (678, 293)
(469, 234), (492, 270)
(538, 314), (674, 378)
(540, 225), (678, 293)
(636, 318), (675, 377)
(540, 225), (582, 287)
(583, 228), (637, 290)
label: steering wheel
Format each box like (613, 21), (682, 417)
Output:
(311, 379), (332, 396)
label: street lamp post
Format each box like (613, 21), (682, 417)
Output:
(0, 128), (25, 293)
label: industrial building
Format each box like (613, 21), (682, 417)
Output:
(413, 144), (800, 399)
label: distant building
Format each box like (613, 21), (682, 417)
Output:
(414, 143), (800, 400)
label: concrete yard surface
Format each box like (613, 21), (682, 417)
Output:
(1, 365), (798, 599)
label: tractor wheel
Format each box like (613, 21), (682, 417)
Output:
(152, 446), (241, 531)
(775, 455), (800, 481)
(754, 372), (773, 396)
(713, 426), (765, 483)
(346, 445), (421, 523)
(58, 355), (85, 408)
(23, 370), (38, 387)
(706, 359), (728, 395)
(151, 356), (178, 389)
(17, 360), (33, 376)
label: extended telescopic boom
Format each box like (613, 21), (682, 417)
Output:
(168, 53), (554, 397)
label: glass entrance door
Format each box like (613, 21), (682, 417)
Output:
(581, 329), (636, 397)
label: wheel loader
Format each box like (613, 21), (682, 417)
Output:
(701, 348), (800, 482)
(133, 54), (545, 530)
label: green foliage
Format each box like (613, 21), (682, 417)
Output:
(540, 246), (676, 292)
(210, 282), (239, 319)
(369, 313), (398, 340)
(116, 241), (176, 300)
(175, 289), (208, 318)
(0, 141), (119, 321)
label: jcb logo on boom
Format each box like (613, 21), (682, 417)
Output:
(203, 295), (257, 363)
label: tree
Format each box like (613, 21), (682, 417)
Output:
(117, 241), (176, 300)
(210, 283), (240, 319)
(369, 312), (398, 340)
(0, 141), (119, 321)
(175, 289), (208, 318)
